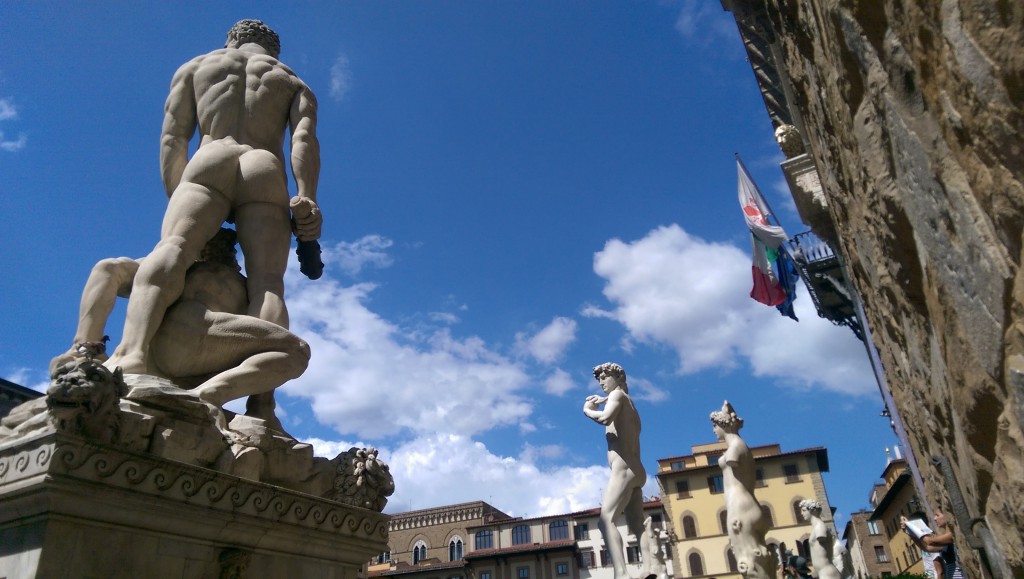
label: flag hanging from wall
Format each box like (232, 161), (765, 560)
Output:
(737, 157), (799, 320)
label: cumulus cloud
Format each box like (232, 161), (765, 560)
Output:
(515, 317), (578, 364)
(325, 234), (394, 276)
(284, 273), (533, 438)
(5, 367), (48, 393)
(329, 54), (352, 102)
(673, 0), (738, 46)
(543, 368), (577, 396)
(585, 224), (874, 395)
(0, 99), (17, 121)
(370, 433), (659, 517)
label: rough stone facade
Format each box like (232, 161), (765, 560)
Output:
(737, 1), (1022, 576)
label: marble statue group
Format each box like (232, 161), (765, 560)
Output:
(53, 19), (322, 432)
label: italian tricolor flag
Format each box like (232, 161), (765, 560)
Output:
(737, 159), (789, 307)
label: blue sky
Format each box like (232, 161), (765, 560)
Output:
(1, 2), (897, 524)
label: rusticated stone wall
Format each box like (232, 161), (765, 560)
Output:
(758, 0), (1022, 575)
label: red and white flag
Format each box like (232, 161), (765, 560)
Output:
(737, 159), (788, 306)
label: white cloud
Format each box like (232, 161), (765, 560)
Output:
(543, 368), (577, 396)
(586, 224), (874, 395)
(515, 317), (578, 364)
(329, 54), (352, 102)
(375, 432), (659, 518)
(325, 234), (394, 276)
(429, 311), (461, 324)
(0, 131), (26, 152)
(5, 367), (48, 393)
(0, 98), (17, 121)
(629, 377), (670, 403)
(673, 0), (739, 46)
(284, 275), (534, 438)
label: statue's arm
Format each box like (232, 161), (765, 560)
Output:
(73, 258), (141, 346)
(160, 60), (199, 198)
(584, 391), (623, 425)
(287, 84), (322, 240)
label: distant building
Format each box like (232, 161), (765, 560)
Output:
(0, 377), (42, 419)
(842, 510), (896, 578)
(867, 456), (928, 576)
(656, 442), (833, 578)
(367, 500), (673, 579)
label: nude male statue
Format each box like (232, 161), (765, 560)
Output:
(106, 20), (322, 422)
(53, 229), (309, 430)
(584, 363), (653, 579)
(799, 499), (841, 579)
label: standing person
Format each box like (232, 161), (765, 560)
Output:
(105, 19), (322, 422)
(902, 510), (962, 579)
(583, 363), (652, 579)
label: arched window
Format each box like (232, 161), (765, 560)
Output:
(727, 548), (738, 572)
(475, 530), (493, 550)
(793, 500), (806, 523)
(682, 515), (697, 539)
(761, 504), (775, 528)
(512, 525), (531, 545)
(719, 509), (729, 534)
(449, 537), (463, 561)
(549, 520), (569, 541)
(687, 551), (704, 576)
(413, 541), (427, 564)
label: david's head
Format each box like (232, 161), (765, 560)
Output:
(226, 19), (280, 58)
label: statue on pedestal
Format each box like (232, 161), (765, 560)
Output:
(583, 363), (653, 579)
(104, 19), (323, 426)
(710, 401), (776, 579)
(799, 499), (841, 579)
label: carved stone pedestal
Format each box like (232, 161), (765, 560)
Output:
(0, 431), (389, 578)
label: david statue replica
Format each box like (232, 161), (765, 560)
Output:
(584, 363), (655, 579)
(101, 19), (323, 426)
(710, 401), (777, 579)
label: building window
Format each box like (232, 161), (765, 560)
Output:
(556, 563), (569, 576)
(413, 542), (427, 564)
(755, 468), (767, 487)
(481, 573), (492, 579)
(727, 548), (738, 572)
(627, 545), (641, 564)
(670, 460), (685, 471)
(719, 510), (729, 534)
(475, 530), (493, 550)
(550, 520), (569, 541)
(600, 549), (610, 567)
(688, 552), (705, 576)
(761, 505), (775, 527)
(518, 567), (529, 579)
(581, 550), (595, 568)
(377, 551), (391, 564)
(867, 520), (881, 535)
(449, 537), (463, 561)
(708, 475), (725, 494)
(682, 515), (697, 539)
(783, 464), (800, 483)
(675, 480), (690, 498)
(512, 525), (531, 545)
(574, 522), (589, 540)
(793, 500), (806, 523)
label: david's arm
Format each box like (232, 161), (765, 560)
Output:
(160, 61), (198, 197)
(584, 391), (623, 425)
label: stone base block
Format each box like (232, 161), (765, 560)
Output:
(0, 432), (389, 578)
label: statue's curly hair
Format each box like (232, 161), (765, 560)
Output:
(799, 498), (822, 513)
(593, 362), (627, 392)
(226, 19), (280, 57)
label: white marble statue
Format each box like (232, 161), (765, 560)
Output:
(105, 19), (322, 425)
(710, 401), (776, 579)
(583, 363), (653, 579)
(52, 229), (308, 433)
(640, 516), (669, 579)
(799, 499), (841, 579)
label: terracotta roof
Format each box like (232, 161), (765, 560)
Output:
(369, 560), (466, 577)
(656, 446), (829, 477)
